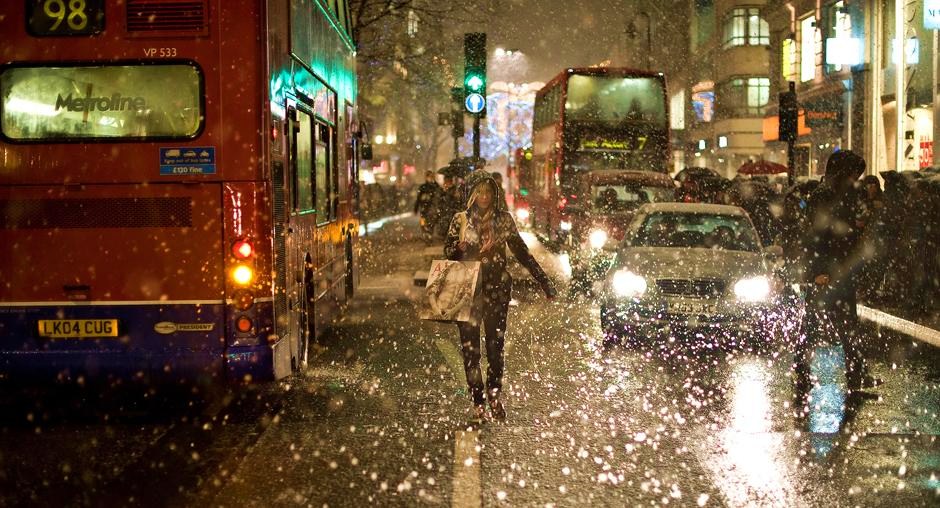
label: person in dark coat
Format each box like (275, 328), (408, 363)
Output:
(414, 170), (442, 241)
(436, 174), (463, 237)
(445, 170), (557, 421)
(795, 150), (876, 409)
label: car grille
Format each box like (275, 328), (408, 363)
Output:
(656, 278), (726, 298)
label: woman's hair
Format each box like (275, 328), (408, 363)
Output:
(468, 180), (496, 247)
(467, 180), (497, 210)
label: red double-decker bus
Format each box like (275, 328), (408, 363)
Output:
(526, 68), (670, 242)
(0, 0), (361, 384)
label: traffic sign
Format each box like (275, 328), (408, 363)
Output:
(465, 93), (485, 114)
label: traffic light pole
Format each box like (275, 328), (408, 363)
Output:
(473, 116), (480, 159)
(787, 137), (795, 187)
(779, 81), (798, 187)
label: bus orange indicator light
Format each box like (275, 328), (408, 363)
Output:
(232, 265), (254, 286)
(232, 240), (253, 259)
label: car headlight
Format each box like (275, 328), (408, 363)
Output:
(611, 270), (647, 298)
(516, 208), (530, 221)
(733, 276), (771, 302)
(560, 220), (572, 231)
(589, 229), (608, 249)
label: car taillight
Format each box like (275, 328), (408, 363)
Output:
(232, 239), (253, 259)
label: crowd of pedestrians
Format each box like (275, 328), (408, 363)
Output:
(680, 160), (940, 321)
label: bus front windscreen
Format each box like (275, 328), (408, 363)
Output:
(1, 63), (203, 141)
(565, 75), (666, 126)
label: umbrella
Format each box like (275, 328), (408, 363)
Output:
(437, 157), (485, 178)
(674, 166), (721, 183)
(738, 159), (788, 175)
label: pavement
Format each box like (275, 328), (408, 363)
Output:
(2, 214), (940, 507)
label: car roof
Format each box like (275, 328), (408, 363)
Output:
(636, 202), (749, 216)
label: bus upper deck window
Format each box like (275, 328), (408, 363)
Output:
(1, 63), (204, 142)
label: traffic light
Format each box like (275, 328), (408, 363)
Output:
(464, 33), (487, 114)
(451, 111), (464, 137)
(778, 81), (798, 143)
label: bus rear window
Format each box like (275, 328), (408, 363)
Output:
(565, 75), (666, 126)
(1, 63), (203, 141)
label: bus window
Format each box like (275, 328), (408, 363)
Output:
(565, 75), (666, 125)
(314, 122), (331, 223)
(294, 111), (314, 211)
(1, 63), (203, 141)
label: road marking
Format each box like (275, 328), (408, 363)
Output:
(858, 304), (940, 348)
(452, 430), (482, 508)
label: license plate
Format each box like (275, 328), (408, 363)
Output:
(667, 301), (717, 315)
(37, 319), (119, 338)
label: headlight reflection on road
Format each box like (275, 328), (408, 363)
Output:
(706, 360), (798, 506)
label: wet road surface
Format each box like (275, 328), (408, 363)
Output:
(2, 215), (940, 507)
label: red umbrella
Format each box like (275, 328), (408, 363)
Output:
(738, 159), (788, 175)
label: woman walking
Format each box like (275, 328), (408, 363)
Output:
(445, 171), (556, 421)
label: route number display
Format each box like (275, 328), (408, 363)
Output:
(27, 0), (105, 36)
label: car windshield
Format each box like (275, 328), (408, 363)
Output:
(590, 184), (674, 212)
(631, 211), (760, 251)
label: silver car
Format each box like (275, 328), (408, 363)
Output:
(599, 203), (791, 347)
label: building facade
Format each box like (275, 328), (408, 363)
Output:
(764, 0), (937, 177)
(675, 0), (773, 177)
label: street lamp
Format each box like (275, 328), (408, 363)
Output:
(626, 12), (652, 71)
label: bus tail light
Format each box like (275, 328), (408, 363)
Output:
(232, 239), (253, 259)
(235, 316), (253, 333)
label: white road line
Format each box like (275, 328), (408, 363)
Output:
(452, 430), (482, 508)
(434, 338), (465, 382)
(858, 304), (940, 348)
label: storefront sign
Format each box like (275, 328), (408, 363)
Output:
(825, 37), (862, 65)
(926, 0), (940, 30)
(803, 96), (843, 129)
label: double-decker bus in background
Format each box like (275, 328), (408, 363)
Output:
(507, 146), (533, 224)
(0, 0), (361, 385)
(526, 68), (670, 243)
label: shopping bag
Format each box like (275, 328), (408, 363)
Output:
(418, 260), (481, 322)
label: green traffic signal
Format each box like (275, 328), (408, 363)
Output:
(465, 74), (484, 92)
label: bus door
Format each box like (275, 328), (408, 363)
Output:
(285, 105), (316, 370)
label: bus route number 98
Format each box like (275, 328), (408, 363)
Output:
(27, 0), (105, 36)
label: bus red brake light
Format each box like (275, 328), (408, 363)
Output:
(235, 316), (253, 333)
(232, 240), (253, 259)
